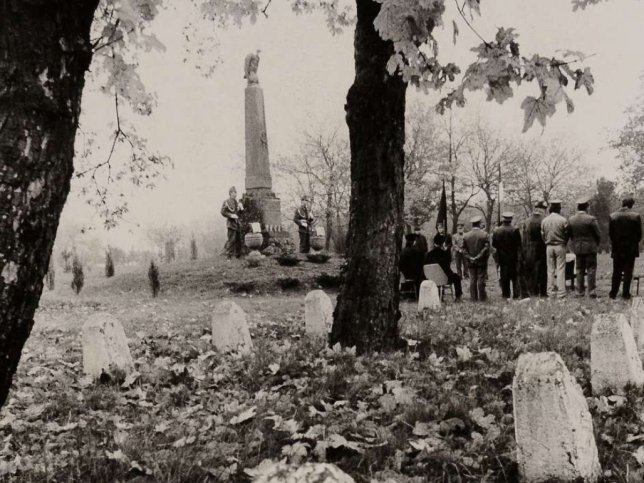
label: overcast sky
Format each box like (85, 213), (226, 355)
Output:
(61, 0), (644, 250)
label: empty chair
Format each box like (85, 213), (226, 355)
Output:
(423, 264), (454, 301)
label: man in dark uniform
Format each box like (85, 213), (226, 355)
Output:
(221, 186), (244, 258)
(425, 240), (463, 301)
(609, 196), (643, 299)
(293, 195), (314, 253)
(519, 201), (548, 297)
(568, 197), (601, 298)
(464, 216), (490, 302)
(492, 212), (522, 299)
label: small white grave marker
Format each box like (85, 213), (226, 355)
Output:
(211, 301), (253, 354)
(305, 290), (333, 338)
(418, 280), (440, 312)
(82, 313), (134, 379)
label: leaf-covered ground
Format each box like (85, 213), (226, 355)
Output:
(2, 255), (644, 482)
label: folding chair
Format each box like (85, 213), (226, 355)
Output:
(399, 273), (418, 299)
(423, 264), (455, 301)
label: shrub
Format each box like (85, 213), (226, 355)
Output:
(71, 256), (84, 294)
(276, 254), (300, 266)
(105, 251), (115, 278)
(278, 277), (301, 290)
(190, 237), (198, 260)
(307, 252), (331, 264)
(148, 260), (160, 298)
(315, 272), (343, 288)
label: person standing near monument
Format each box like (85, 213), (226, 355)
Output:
(433, 223), (453, 260)
(464, 216), (490, 302)
(492, 212), (522, 299)
(519, 201), (548, 297)
(541, 200), (570, 299)
(609, 196), (643, 299)
(568, 197), (601, 298)
(294, 196), (314, 253)
(221, 186), (244, 258)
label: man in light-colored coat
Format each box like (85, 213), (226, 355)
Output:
(541, 200), (570, 299)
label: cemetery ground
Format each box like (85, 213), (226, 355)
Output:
(3, 255), (644, 482)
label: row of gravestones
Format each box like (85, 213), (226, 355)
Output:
(514, 300), (644, 482)
(80, 293), (644, 482)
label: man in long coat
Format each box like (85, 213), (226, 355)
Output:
(568, 197), (601, 298)
(293, 195), (314, 253)
(463, 216), (490, 302)
(609, 196), (643, 299)
(519, 201), (548, 297)
(492, 212), (522, 299)
(221, 186), (244, 258)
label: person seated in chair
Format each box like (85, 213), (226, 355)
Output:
(400, 234), (425, 295)
(424, 241), (463, 301)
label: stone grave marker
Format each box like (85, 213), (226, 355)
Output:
(305, 290), (333, 338)
(631, 298), (644, 357)
(82, 312), (134, 379)
(211, 301), (253, 354)
(513, 352), (601, 482)
(591, 313), (644, 394)
(251, 462), (355, 483)
(418, 280), (440, 312)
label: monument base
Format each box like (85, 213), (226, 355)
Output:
(242, 189), (285, 235)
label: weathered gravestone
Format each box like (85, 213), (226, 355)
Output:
(252, 462), (355, 483)
(82, 313), (134, 379)
(305, 290), (333, 339)
(631, 298), (644, 357)
(513, 352), (601, 482)
(211, 301), (253, 354)
(418, 280), (440, 312)
(591, 313), (644, 394)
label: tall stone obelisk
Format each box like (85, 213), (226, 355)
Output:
(243, 51), (283, 233)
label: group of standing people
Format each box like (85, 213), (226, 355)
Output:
(220, 188), (316, 258)
(400, 195), (643, 302)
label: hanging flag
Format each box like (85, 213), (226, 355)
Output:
(436, 181), (448, 232)
(498, 181), (505, 203)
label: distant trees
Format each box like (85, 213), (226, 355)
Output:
(147, 224), (183, 263)
(190, 236), (198, 261)
(148, 261), (160, 298)
(590, 178), (619, 252)
(71, 256), (84, 295)
(105, 250), (115, 278)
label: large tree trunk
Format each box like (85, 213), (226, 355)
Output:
(0, 0), (99, 407)
(330, 0), (407, 352)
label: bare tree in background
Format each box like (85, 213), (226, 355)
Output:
(147, 224), (183, 263)
(274, 128), (351, 250)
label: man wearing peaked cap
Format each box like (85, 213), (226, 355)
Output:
(609, 195), (643, 299)
(294, 195), (315, 253)
(519, 201), (548, 297)
(221, 186), (244, 258)
(568, 196), (601, 297)
(541, 198), (570, 299)
(492, 212), (522, 299)
(463, 216), (490, 301)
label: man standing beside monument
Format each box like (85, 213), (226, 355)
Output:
(568, 197), (601, 298)
(221, 186), (244, 258)
(294, 196), (314, 253)
(609, 196), (643, 299)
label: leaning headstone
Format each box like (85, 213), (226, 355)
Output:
(251, 462), (355, 483)
(591, 313), (644, 394)
(305, 290), (333, 338)
(630, 298), (644, 357)
(513, 352), (601, 482)
(418, 280), (440, 312)
(211, 301), (253, 354)
(82, 313), (134, 379)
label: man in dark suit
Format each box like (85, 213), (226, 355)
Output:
(425, 241), (463, 301)
(492, 212), (522, 299)
(519, 201), (548, 297)
(609, 196), (642, 299)
(464, 216), (490, 301)
(568, 197), (601, 298)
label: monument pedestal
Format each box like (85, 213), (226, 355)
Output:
(243, 188), (287, 237)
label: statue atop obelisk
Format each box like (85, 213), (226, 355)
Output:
(242, 51), (283, 233)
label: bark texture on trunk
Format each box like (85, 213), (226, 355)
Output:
(330, 0), (407, 353)
(0, 0), (99, 406)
